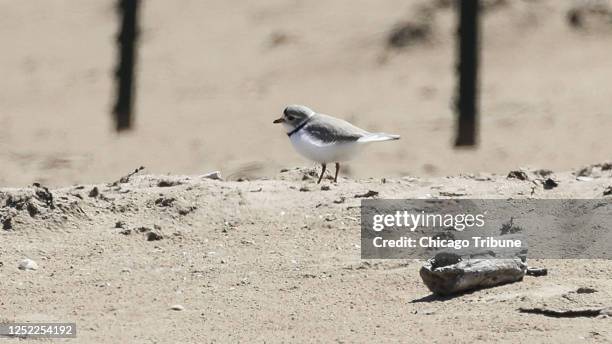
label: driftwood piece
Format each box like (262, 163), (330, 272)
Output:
(420, 251), (527, 296)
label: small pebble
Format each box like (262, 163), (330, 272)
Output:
(576, 287), (597, 294)
(203, 171), (222, 180)
(18, 258), (38, 271)
(354, 190), (379, 198)
(170, 304), (184, 311)
(507, 171), (529, 181)
(526, 267), (548, 277)
(89, 187), (100, 198)
(543, 178), (558, 190)
(145, 231), (163, 241)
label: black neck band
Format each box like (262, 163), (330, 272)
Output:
(287, 117), (312, 137)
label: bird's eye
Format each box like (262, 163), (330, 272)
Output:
(286, 116), (295, 121)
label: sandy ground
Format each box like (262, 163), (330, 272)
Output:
(1, 0), (612, 186)
(2, 1), (612, 342)
(1, 165), (612, 343)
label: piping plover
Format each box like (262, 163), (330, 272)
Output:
(273, 105), (400, 183)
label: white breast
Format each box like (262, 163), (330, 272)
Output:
(289, 130), (360, 164)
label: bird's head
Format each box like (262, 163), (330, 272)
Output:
(273, 105), (315, 133)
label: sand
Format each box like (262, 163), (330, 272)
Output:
(1, 166), (612, 343)
(1, 0), (611, 186)
(2, 0), (612, 342)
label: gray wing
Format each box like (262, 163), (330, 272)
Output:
(304, 114), (369, 143)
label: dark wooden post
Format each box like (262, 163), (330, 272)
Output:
(455, 0), (480, 147)
(113, 0), (140, 131)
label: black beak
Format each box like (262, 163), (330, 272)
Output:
(273, 117), (284, 124)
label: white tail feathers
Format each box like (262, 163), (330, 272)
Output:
(358, 132), (400, 143)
